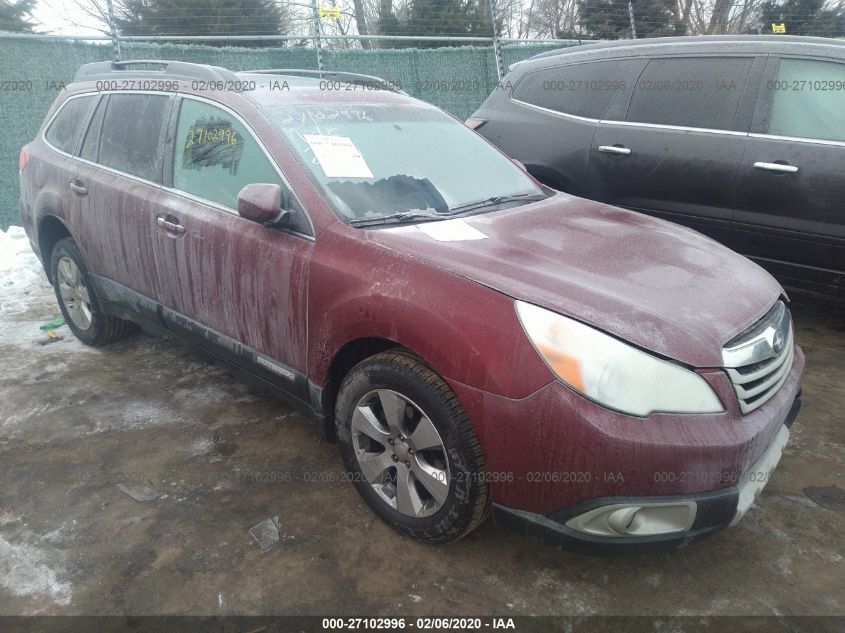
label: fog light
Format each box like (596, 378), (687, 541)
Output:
(565, 501), (697, 537)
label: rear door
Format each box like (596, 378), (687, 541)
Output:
(73, 91), (174, 315)
(40, 93), (98, 247)
(152, 95), (314, 393)
(735, 56), (845, 292)
(500, 58), (639, 193)
(588, 55), (762, 246)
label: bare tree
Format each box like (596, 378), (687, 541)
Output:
(351, 0), (372, 46)
(60, 0), (125, 36)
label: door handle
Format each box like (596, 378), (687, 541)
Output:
(68, 180), (88, 196)
(156, 216), (186, 235)
(598, 145), (632, 156)
(753, 161), (798, 174)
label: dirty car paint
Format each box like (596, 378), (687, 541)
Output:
(367, 193), (785, 368)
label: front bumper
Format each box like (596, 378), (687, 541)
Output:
(491, 396), (801, 553)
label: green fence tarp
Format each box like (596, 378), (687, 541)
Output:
(0, 38), (571, 229)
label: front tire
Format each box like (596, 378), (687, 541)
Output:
(50, 238), (133, 347)
(335, 350), (491, 543)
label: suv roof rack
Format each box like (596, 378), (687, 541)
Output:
(242, 69), (407, 94)
(525, 34), (845, 63)
(74, 60), (239, 84)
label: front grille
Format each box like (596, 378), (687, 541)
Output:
(722, 301), (794, 414)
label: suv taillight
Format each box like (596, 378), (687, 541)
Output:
(19, 145), (30, 173)
(465, 118), (487, 131)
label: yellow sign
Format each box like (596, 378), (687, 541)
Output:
(772, 23), (787, 33)
(319, 5), (341, 19)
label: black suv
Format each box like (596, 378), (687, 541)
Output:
(469, 36), (845, 296)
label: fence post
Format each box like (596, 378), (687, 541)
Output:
(106, 0), (121, 62)
(490, 0), (504, 80)
(628, 1), (637, 39)
(310, 0), (325, 71)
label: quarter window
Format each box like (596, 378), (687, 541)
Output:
(513, 60), (635, 119)
(80, 96), (107, 162)
(172, 99), (285, 210)
(769, 58), (845, 143)
(45, 96), (95, 154)
(626, 57), (754, 131)
(99, 94), (170, 181)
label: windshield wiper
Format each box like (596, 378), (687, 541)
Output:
(347, 210), (445, 228)
(446, 193), (547, 216)
(346, 192), (547, 227)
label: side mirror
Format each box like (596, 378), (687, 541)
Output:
(237, 183), (292, 227)
(512, 159), (527, 172)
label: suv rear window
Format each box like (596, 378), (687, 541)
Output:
(625, 57), (754, 131)
(45, 95), (95, 154)
(512, 59), (635, 119)
(98, 94), (170, 182)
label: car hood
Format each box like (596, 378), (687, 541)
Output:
(370, 194), (784, 368)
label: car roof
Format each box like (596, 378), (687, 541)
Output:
(67, 60), (419, 107)
(524, 35), (845, 66)
(235, 72), (419, 107)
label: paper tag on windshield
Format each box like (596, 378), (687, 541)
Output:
(416, 218), (489, 242)
(303, 134), (373, 179)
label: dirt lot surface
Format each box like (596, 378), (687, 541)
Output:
(1, 226), (843, 616)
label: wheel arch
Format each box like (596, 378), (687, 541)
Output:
(37, 214), (72, 283)
(316, 336), (426, 441)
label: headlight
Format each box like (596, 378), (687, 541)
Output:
(515, 301), (723, 417)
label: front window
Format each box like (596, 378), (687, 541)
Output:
(263, 104), (545, 225)
(769, 58), (845, 143)
(173, 98), (288, 209)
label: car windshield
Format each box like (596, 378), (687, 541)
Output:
(262, 103), (546, 224)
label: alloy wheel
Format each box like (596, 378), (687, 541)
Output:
(351, 389), (451, 518)
(57, 256), (92, 331)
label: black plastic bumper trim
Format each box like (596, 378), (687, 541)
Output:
(784, 393), (802, 429)
(492, 486), (740, 555)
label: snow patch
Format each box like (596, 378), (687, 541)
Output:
(0, 227), (103, 393)
(0, 534), (73, 607)
(0, 226), (51, 317)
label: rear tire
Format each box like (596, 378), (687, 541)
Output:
(50, 238), (133, 347)
(335, 350), (490, 543)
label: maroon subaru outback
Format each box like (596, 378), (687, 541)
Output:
(18, 60), (803, 551)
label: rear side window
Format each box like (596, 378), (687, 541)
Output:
(45, 96), (95, 154)
(512, 59), (635, 119)
(626, 57), (754, 131)
(172, 98), (285, 210)
(99, 94), (170, 181)
(769, 58), (845, 142)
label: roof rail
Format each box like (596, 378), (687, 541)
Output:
(242, 69), (407, 94)
(73, 60), (239, 84)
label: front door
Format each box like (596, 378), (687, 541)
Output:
(152, 96), (314, 393)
